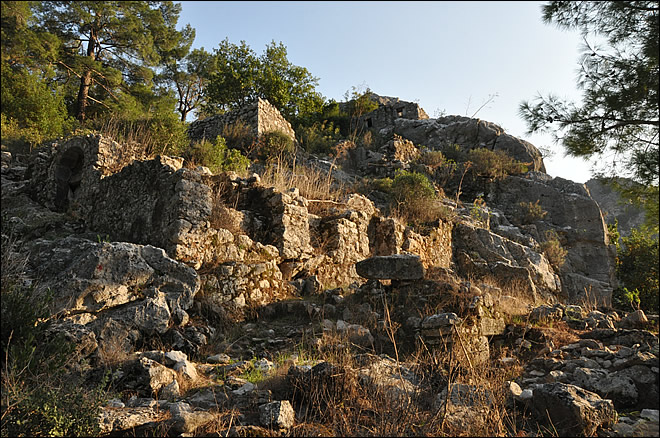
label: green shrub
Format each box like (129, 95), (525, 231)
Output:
(1, 235), (107, 437)
(184, 135), (250, 174)
(467, 148), (528, 180)
(369, 170), (454, 226)
(417, 150), (448, 168)
(518, 200), (548, 224)
(1, 63), (74, 149)
(258, 130), (295, 161)
(2, 378), (107, 437)
(613, 287), (642, 312)
(440, 144), (467, 162)
(539, 230), (568, 270)
(390, 170), (436, 207)
(470, 196), (490, 228)
(615, 226), (659, 313)
(370, 177), (393, 194)
(296, 120), (341, 154)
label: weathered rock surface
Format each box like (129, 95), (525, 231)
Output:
(453, 222), (560, 303)
(259, 400), (295, 430)
(26, 236), (200, 350)
(532, 382), (617, 436)
(355, 254), (425, 280)
(487, 172), (617, 306)
(390, 115), (546, 172)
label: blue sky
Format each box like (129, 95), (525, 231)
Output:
(177, 1), (597, 183)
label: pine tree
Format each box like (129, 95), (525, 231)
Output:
(520, 1), (659, 229)
(36, 1), (187, 122)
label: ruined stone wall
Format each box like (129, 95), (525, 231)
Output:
(28, 134), (145, 213)
(255, 98), (296, 140)
(188, 98), (295, 144)
(360, 100), (429, 133)
(368, 216), (453, 271)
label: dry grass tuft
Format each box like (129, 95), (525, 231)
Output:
(259, 159), (347, 216)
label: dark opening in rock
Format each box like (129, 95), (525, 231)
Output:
(54, 146), (84, 211)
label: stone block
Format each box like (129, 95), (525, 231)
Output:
(355, 254), (424, 280)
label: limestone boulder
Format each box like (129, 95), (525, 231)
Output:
(619, 310), (649, 329)
(168, 402), (216, 435)
(26, 236), (199, 348)
(453, 222), (560, 302)
(259, 400), (295, 430)
(98, 406), (163, 435)
(392, 115), (546, 172)
(573, 367), (639, 407)
(355, 254), (425, 280)
(532, 382), (617, 436)
(357, 356), (421, 404)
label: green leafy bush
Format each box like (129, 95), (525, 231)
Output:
(258, 130), (295, 161)
(467, 148), (528, 180)
(390, 170), (436, 207)
(417, 150), (448, 168)
(539, 230), (568, 270)
(613, 287), (641, 312)
(1, 63), (74, 149)
(297, 120), (342, 154)
(440, 144), (467, 162)
(370, 176), (393, 194)
(614, 226), (659, 313)
(366, 170), (455, 226)
(470, 196), (490, 228)
(518, 200), (548, 224)
(184, 135), (250, 174)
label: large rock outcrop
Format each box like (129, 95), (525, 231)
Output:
(486, 172), (617, 306)
(390, 115), (546, 173)
(26, 236), (200, 351)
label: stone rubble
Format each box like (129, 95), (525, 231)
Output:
(2, 94), (657, 437)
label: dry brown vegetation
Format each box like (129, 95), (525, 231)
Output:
(259, 158), (347, 216)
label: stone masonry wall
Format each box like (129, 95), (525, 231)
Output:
(359, 99), (429, 134)
(188, 98), (295, 144)
(28, 134), (145, 213)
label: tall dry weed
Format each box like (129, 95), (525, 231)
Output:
(259, 158), (346, 216)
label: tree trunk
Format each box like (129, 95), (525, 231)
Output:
(76, 70), (93, 121)
(76, 28), (97, 122)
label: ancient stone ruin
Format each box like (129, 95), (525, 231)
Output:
(187, 97), (296, 144)
(2, 92), (656, 437)
(357, 94), (429, 132)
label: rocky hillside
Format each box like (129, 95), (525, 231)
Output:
(585, 177), (648, 238)
(1, 97), (657, 437)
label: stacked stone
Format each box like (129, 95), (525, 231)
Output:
(358, 98), (429, 133)
(201, 258), (287, 311)
(188, 98), (295, 144)
(518, 327), (659, 411)
(255, 98), (295, 141)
